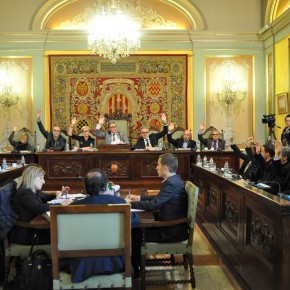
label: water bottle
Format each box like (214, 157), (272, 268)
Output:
(224, 160), (229, 175)
(90, 143), (93, 151)
(196, 154), (201, 165)
(66, 143), (70, 151)
(158, 140), (163, 150)
(36, 144), (40, 152)
(197, 141), (200, 151)
(203, 155), (207, 167)
(21, 155), (25, 166)
(2, 158), (7, 171)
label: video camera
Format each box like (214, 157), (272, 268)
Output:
(262, 114), (276, 128)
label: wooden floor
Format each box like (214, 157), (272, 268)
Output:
(133, 225), (240, 290)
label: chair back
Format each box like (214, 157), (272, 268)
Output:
(168, 126), (185, 149)
(185, 181), (199, 230)
(0, 181), (18, 240)
(104, 110), (132, 142)
(13, 127), (35, 148)
(50, 204), (131, 288)
(201, 126), (224, 149)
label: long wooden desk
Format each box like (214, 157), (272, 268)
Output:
(191, 164), (290, 290)
(36, 150), (192, 191)
(36, 150), (238, 191)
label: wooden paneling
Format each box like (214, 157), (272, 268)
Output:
(191, 164), (290, 290)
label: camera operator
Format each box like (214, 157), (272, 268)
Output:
(281, 114), (290, 146)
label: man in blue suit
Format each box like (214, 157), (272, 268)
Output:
(127, 153), (188, 276)
(62, 168), (140, 283)
(167, 122), (196, 150)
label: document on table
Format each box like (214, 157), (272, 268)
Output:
(256, 183), (271, 189)
(131, 209), (145, 212)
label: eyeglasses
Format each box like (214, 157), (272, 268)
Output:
(53, 129), (60, 132)
(141, 131), (149, 134)
(109, 125), (117, 128)
(212, 133), (218, 136)
(83, 130), (89, 132)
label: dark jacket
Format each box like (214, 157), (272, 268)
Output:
(135, 125), (168, 149)
(230, 144), (251, 175)
(167, 133), (196, 150)
(65, 194), (140, 283)
(37, 121), (66, 151)
(71, 134), (95, 148)
(198, 134), (225, 150)
(281, 127), (290, 146)
(131, 174), (188, 242)
(272, 160), (290, 191)
(254, 154), (276, 182)
(10, 188), (55, 245)
(8, 131), (34, 151)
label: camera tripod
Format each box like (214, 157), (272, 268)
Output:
(267, 126), (277, 143)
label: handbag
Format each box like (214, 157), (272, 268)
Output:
(20, 248), (52, 290)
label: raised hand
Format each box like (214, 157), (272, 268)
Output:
(13, 126), (17, 132)
(274, 140), (282, 156)
(161, 113), (167, 124)
(255, 141), (261, 153)
(98, 116), (105, 125)
(168, 122), (175, 131)
(36, 110), (41, 121)
(199, 122), (205, 131)
(71, 117), (77, 125)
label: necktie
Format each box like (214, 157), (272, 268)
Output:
(214, 140), (217, 150)
(112, 134), (116, 142)
(145, 139), (149, 147)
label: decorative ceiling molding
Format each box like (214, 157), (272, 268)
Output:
(32, 0), (205, 31)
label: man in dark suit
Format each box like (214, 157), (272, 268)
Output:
(62, 168), (140, 283)
(134, 113), (168, 149)
(167, 122), (196, 150)
(126, 153), (188, 275)
(230, 137), (262, 181)
(36, 111), (66, 151)
(198, 122), (225, 150)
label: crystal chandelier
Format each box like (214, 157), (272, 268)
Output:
(0, 84), (19, 108)
(88, 1), (141, 64)
(216, 79), (247, 106)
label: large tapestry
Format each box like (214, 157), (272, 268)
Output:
(49, 55), (187, 144)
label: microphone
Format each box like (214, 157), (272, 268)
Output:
(76, 172), (85, 182)
(229, 168), (242, 179)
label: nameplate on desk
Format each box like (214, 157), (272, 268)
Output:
(177, 148), (191, 151)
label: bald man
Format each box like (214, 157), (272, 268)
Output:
(167, 123), (196, 150)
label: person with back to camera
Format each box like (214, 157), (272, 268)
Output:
(198, 122), (225, 150)
(281, 114), (290, 146)
(126, 153), (188, 277)
(95, 116), (130, 145)
(36, 110), (66, 151)
(134, 113), (168, 150)
(8, 126), (34, 152)
(9, 165), (71, 245)
(60, 168), (140, 283)
(167, 122), (196, 150)
(68, 117), (95, 150)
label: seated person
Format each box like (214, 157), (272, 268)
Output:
(8, 126), (34, 151)
(126, 153), (188, 275)
(36, 111), (66, 151)
(9, 165), (70, 245)
(254, 141), (276, 182)
(134, 113), (168, 150)
(61, 168), (140, 283)
(95, 116), (130, 145)
(272, 141), (290, 193)
(68, 117), (95, 150)
(198, 122), (225, 150)
(230, 137), (261, 181)
(167, 122), (196, 150)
